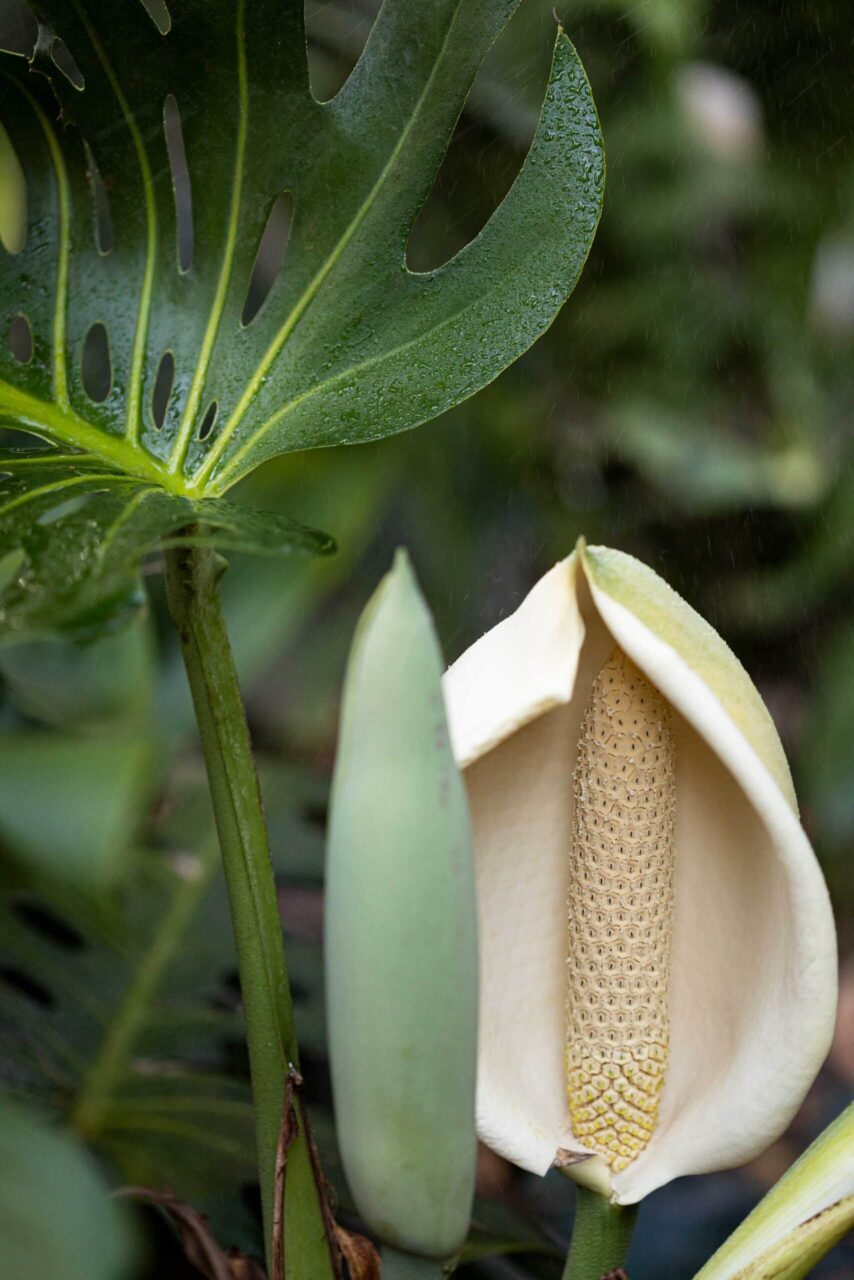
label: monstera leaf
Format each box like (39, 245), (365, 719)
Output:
(0, 828), (257, 1202)
(0, 767), (328, 1244)
(0, 0), (603, 638)
(0, 1093), (136, 1280)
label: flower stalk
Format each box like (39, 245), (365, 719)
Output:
(562, 1184), (638, 1280)
(163, 540), (332, 1280)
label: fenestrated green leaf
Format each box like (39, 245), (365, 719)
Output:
(0, 446), (334, 640)
(0, 730), (150, 893)
(0, 0), (602, 634)
(0, 766), (329, 1243)
(0, 809), (256, 1207)
(0, 607), (153, 728)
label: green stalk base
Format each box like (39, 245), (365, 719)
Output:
(164, 542), (332, 1280)
(562, 1185), (638, 1280)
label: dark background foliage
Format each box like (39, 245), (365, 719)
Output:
(0, 0), (851, 1276)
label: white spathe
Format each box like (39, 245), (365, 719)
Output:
(442, 543), (838, 1205)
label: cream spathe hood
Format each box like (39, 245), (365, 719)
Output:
(442, 542), (837, 1204)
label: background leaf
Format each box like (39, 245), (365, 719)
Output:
(0, 762), (330, 1251)
(0, 731), (150, 893)
(0, 447), (334, 641)
(0, 792), (255, 1206)
(0, 1093), (137, 1280)
(0, 610), (153, 727)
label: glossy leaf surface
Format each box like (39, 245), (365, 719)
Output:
(0, 0), (602, 635)
(0, 819), (256, 1202)
(0, 731), (150, 893)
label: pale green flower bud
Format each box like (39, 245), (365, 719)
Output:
(325, 550), (478, 1259)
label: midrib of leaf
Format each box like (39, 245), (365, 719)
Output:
(0, 453), (96, 468)
(168, 0), (248, 477)
(72, 0), (157, 446)
(189, 0), (467, 494)
(0, 379), (182, 488)
(70, 835), (220, 1141)
(102, 1113), (253, 1157)
(94, 487), (156, 564)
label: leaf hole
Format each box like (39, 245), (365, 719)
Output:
(12, 899), (84, 950)
(242, 191), (293, 326)
(81, 322), (112, 402)
(216, 969), (242, 1010)
(0, 546), (25, 593)
(304, 0), (375, 103)
(50, 36), (84, 91)
(151, 350), (175, 429)
(302, 802), (327, 831)
(0, 964), (53, 1008)
(138, 0), (171, 34)
(8, 313), (32, 363)
(163, 93), (193, 273)
(37, 489), (103, 526)
(197, 400), (218, 441)
(0, 429), (50, 452)
(0, 1), (38, 58)
(405, 11), (544, 272)
(84, 142), (113, 254)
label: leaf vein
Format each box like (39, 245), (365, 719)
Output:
(192, 0), (468, 490)
(168, 0), (248, 476)
(72, 0), (157, 445)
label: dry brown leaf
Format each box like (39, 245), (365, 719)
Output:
(334, 1226), (381, 1280)
(115, 1186), (264, 1280)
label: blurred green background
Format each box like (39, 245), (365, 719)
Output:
(0, 0), (851, 1276)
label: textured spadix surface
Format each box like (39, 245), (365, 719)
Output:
(567, 648), (675, 1173)
(442, 543), (838, 1203)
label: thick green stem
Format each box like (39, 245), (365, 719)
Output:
(164, 542), (332, 1280)
(562, 1186), (638, 1280)
(381, 1247), (447, 1280)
